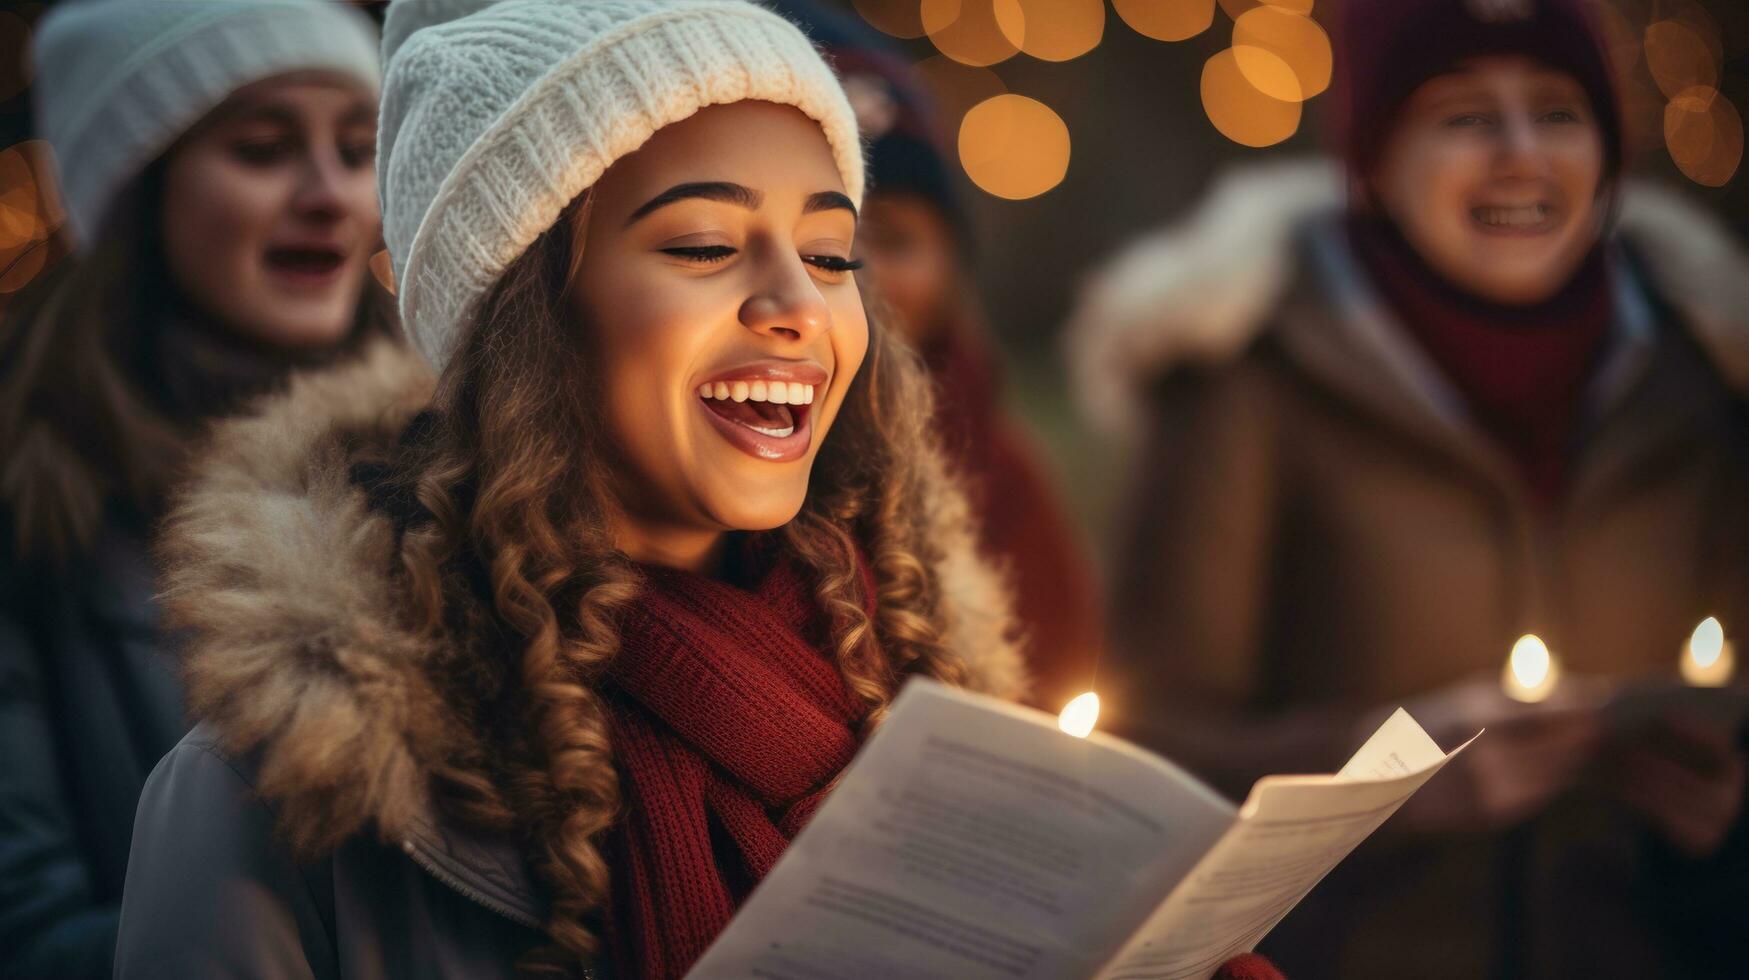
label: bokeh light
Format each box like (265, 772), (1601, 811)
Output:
(0, 141), (66, 298)
(1665, 86), (1743, 187)
(958, 93), (1071, 199)
(0, 142), (63, 250)
(1201, 47), (1301, 146)
(1111, 0), (1214, 42)
(1644, 19), (1720, 100)
(1014, 0), (1104, 63)
(369, 249), (396, 295)
(1231, 5), (1330, 102)
(854, 0), (927, 39)
(922, 0), (1025, 67)
(1217, 0), (1314, 20)
(0, 150), (45, 251)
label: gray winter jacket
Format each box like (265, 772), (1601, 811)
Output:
(119, 727), (549, 980)
(0, 513), (186, 980)
(115, 339), (1027, 978)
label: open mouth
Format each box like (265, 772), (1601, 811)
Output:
(264, 246), (346, 282)
(697, 379), (819, 462)
(1471, 204), (1556, 234)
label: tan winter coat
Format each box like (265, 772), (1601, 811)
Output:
(1070, 160), (1749, 979)
(113, 340), (1026, 979)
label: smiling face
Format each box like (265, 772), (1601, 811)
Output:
(160, 71), (379, 349)
(569, 101), (868, 567)
(1371, 56), (1607, 305)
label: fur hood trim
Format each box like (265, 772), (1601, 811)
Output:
(159, 337), (444, 855)
(159, 338), (1025, 856)
(1067, 158), (1749, 435)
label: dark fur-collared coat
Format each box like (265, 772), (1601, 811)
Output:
(111, 339), (1027, 979)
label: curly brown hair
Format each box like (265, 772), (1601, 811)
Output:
(380, 199), (1018, 973)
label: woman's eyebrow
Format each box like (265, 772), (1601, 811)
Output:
(804, 191), (857, 220)
(626, 181), (762, 226)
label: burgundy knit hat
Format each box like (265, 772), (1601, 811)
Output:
(1332, 0), (1624, 182)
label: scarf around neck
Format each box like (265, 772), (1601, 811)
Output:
(1346, 214), (1615, 503)
(603, 541), (876, 979)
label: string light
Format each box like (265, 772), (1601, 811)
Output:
(1112, 0), (1214, 42)
(1012, 0), (1104, 63)
(958, 93), (1071, 199)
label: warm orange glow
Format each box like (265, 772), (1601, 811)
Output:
(1058, 691), (1100, 738)
(1232, 6), (1331, 102)
(922, 0), (1024, 67)
(369, 249), (396, 296)
(1503, 634), (1560, 703)
(1112, 0), (1213, 42)
(1217, 0), (1313, 20)
(1644, 19), (1720, 100)
(1013, 0), (1104, 63)
(1665, 86), (1743, 188)
(853, 0), (927, 39)
(0, 150), (44, 251)
(958, 94), (1071, 200)
(1201, 48), (1301, 147)
(1681, 617), (1736, 687)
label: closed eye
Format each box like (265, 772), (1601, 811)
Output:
(662, 245), (736, 263)
(804, 255), (863, 273)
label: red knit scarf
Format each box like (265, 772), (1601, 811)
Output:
(602, 543), (874, 979)
(1347, 215), (1614, 503)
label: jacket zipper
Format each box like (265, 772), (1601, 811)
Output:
(399, 838), (602, 980)
(400, 837), (541, 927)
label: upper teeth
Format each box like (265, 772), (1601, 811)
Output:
(697, 380), (816, 405)
(1477, 205), (1549, 227)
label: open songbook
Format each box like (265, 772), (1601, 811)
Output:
(687, 678), (1478, 980)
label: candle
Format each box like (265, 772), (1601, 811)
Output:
(1503, 633), (1560, 703)
(1680, 616), (1736, 688)
(1058, 691), (1100, 738)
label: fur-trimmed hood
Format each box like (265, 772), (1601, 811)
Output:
(157, 337), (1027, 868)
(1067, 158), (1749, 435)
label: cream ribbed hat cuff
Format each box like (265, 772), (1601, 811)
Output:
(394, 4), (864, 369)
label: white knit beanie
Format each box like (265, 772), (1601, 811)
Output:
(32, 0), (382, 247)
(379, 0), (865, 371)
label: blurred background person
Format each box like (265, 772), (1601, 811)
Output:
(0, 1), (384, 975)
(1070, 0), (1749, 976)
(851, 57), (1106, 711)
(773, 0), (1106, 710)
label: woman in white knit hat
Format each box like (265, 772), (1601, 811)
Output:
(0, 2), (382, 977)
(115, 1), (1028, 977)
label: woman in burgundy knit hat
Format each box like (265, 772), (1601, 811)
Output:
(1072, 0), (1749, 975)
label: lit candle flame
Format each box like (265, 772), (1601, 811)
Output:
(1690, 617), (1724, 668)
(1058, 691), (1100, 738)
(1503, 633), (1559, 703)
(1681, 616), (1735, 687)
